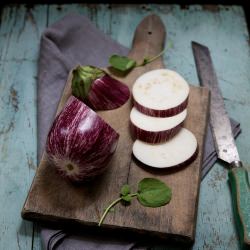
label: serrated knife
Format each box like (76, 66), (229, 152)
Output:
(192, 41), (250, 250)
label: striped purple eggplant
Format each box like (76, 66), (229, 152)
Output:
(72, 65), (130, 110)
(46, 96), (119, 183)
(130, 107), (187, 143)
(132, 128), (198, 169)
(133, 98), (188, 118)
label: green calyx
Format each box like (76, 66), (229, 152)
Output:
(71, 65), (105, 100)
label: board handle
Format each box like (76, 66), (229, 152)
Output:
(228, 167), (250, 249)
(130, 14), (166, 63)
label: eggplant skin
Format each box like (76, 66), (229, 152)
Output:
(130, 121), (183, 144)
(133, 96), (189, 118)
(86, 74), (130, 110)
(46, 96), (119, 183)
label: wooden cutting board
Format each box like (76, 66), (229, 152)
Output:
(22, 14), (209, 245)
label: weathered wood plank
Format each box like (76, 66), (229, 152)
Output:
(0, 5), (47, 250)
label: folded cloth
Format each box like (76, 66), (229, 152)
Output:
(41, 228), (138, 250)
(38, 13), (241, 250)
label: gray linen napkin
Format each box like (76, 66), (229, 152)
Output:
(38, 13), (241, 250)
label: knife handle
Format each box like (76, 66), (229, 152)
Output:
(228, 167), (250, 249)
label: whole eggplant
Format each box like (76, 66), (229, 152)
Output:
(46, 96), (119, 183)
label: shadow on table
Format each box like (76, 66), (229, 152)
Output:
(18, 219), (33, 236)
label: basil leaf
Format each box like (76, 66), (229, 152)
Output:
(120, 184), (131, 196)
(109, 49), (167, 74)
(137, 178), (172, 207)
(98, 177), (172, 226)
(109, 55), (136, 72)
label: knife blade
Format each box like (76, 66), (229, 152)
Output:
(192, 42), (240, 165)
(192, 41), (250, 249)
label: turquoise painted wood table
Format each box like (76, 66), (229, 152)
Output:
(0, 4), (249, 250)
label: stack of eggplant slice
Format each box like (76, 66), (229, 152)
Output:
(130, 69), (198, 169)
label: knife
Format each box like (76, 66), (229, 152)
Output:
(192, 41), (250, 250)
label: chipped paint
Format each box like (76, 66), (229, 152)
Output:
(202, 5), (220, 12)
(56, 5), (62, 11)
(0, 121), (14, 137)
(9, 86), (18, 112)
(0, 4), (45, 250)
(26, 153), (36, 170)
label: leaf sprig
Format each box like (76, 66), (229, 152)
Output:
(108, 41), (174, 73)
(98, 178), (172, 226)
(109, 50), (165, 73)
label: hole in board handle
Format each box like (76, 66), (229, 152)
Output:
(148, 31), (152, 35)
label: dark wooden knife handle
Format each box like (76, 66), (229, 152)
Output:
(228, 167), (250, 249)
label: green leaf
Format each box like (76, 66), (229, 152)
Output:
(98, 177), (172, 226)
(137, 178), (172, 207)
(109, 55), (136, 72)
(109, 49), (167, 74)
(71, 65), (105, 100)
(121, 195), (132, 203)
(120, 184), (131, 196)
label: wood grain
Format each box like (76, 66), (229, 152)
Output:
(0, 5), (47, 250)
(22, 14), (209, 244)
